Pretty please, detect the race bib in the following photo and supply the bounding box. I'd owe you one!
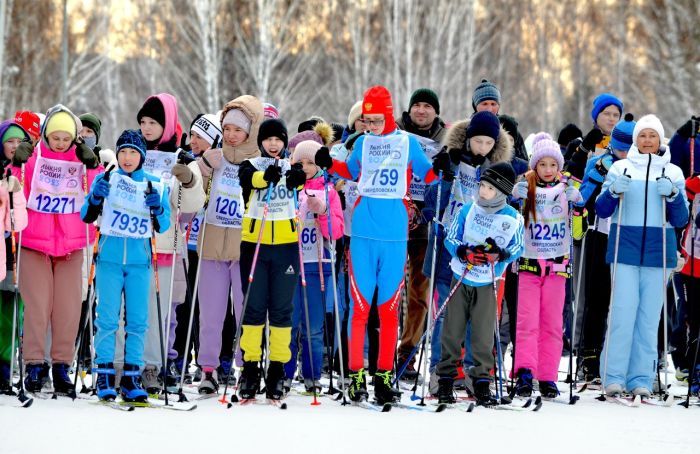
[27,156,85,214]
[100,174,163,239]
[685,197,700,254]
[358,133,409,199]
[407,134,441,202]
[441,163,479,229]
[450,204,519,284]
[247,179,295,220]
[343,181,360,236]
[523,185,570,259]
[205,161,244,228]
[186,210,204,250]
[143,150,177,187]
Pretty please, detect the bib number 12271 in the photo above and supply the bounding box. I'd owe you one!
[34,194,76,214]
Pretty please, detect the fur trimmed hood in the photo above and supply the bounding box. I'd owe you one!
[443,118,513,164]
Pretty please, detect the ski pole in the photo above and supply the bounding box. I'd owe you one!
[163,181,182,394]
[5,167,32,407]
[563,175,580,405]
[490,263,506,402]
[82,164,96,389]
[315,208,336,394]
[599,168,627,400]
[222,159,277,405]
[660,168,670,400]
[293,188,320,405]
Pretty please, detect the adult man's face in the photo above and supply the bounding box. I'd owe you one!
[475,100,499,115]
[409,102,437,129]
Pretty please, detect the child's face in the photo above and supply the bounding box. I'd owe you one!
[3,138,22,160]
[189,131,210,155]
[139,116,164,143]
[364,114,385,135]
[262,136,284,157]
[48,131,73,152]
[479,181,498,200]
[80,127,96,138]
[223,124,248,147]
[595,105,621,136]
[118,147,142,173]
[469,135,496,157]
[300,158,318,179]
[612,148,628,160]
[536,157,559,183]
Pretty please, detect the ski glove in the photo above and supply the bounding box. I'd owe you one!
[314,146,333,170]
[512,180,529,200]
[485,237,510,263]
[13,140,33,166]
[2,175,22,193]
[448,147,462,165]
[676,116,700,139]
[285,164,307,190]
[656,175,677,198]
[565,150,588,181]
[74,139,100,169]
[564,185,583,203]
[145,188,162,210]
[90,177,111,204]
[263,164,282,185]
[432,152,451,175]
[171,163,195,188]
[306,193,327,215]
[580,128,604,153]
[456,245,488,266]
[200,148,223,172]
[610,173,631,196]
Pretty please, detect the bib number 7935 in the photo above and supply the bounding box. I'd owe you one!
[110,210,149,235]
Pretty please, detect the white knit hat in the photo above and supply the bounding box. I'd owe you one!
[633,114,664,145]
[190,113,222,145]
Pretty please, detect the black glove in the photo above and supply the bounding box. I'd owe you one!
[484,237,510,262]
[432,152,451,175]
[13,140,34,166]
[74,139,99,169]
[564,150,588,181]
[456,245,488,266]
[315,146,333,170]
[179,133,191,152]
[580,128,604,153]
[263,164,282,184]
[676,116,700,139]
[448,147,462,165]
[285,163,306,190]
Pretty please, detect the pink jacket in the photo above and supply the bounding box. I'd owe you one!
[299,174,344,240]
[0,187,28,281]
[12,140,101,257]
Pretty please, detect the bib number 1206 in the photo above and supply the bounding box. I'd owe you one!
[34,194,75,214]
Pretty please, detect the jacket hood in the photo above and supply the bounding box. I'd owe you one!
[626,143,671,171]
[443,118,512,164]
[41,104,81,146]
[220,95,264,164]
[142,93,179,147]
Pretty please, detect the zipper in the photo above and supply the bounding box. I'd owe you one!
[639,156,652,265]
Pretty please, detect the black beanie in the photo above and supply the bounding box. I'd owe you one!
[258,118,288,150]
[408,88,440,114]
[480,162,516,196]
[137,97,166,128]
[557,123,582,148]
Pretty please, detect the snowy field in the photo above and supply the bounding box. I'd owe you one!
[0,358,696,454]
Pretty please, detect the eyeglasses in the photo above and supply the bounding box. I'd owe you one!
[361,118,385,126]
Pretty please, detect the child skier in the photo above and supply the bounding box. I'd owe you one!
[82,130,170,402]
[682,174,700,394]
[237,118,307,401]
[11,105,101,395]
[284,140,343,393]
[436,162,524,405]
[595,114,687,397]
[510,133,582,398]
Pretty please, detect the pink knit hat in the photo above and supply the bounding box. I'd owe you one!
[291,140,322,165]
[529,132,564,170]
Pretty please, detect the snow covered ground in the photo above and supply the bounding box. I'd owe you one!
[0,359,696,454]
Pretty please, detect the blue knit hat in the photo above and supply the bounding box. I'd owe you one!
[609,113,636,152]
[466,111,501,141]
[590,93,623,124]
[472,79,501,111]
[116,129,147,163]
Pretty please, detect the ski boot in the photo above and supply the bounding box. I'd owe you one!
[473,378,498,406]
[538,380,560,399]
[217,357,237,386]
[437,377,456,404]
[24,363,43,393]
[304,378,322,394]
[141,365,162,395]
[283,378,292,394]
[198,368,219,395]
[40,362,52,390]
[0,361,10,393]
[604,383,623,397]
[51,363,74,396]
[120,364,148,402]
[348,368,369,402]
[164,359,181,393]
[398,354,419,382]
[238,361,260,400]
[94,363,117,401]
[514,368,533,397]
[265,361,286,400]
[675,367,689,383]
[373,369,402,405]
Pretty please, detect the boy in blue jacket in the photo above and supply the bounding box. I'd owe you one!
[81,130,171,402]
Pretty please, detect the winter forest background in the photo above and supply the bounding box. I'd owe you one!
[0,0,699,146]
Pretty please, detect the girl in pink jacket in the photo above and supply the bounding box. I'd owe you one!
[283,140,343,393]
[12,105,101,396]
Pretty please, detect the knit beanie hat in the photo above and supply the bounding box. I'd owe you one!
[263,103,280,119]
[590,93,623,124]
[14,111,41,138]
[633,114,665,146]
[466,111,501,141]
[408,88,440,114]
[557,123,582,148]
[291,140,322,165]
[331,123,344,143]
[222,108,251,134]
[257,118,288,150]
[2,125,27,144]
[289,122,334,150]
[298,116,325,133]
[362,85,396,134]
[45,111,77,140]
[79,113,102,143]
[472,79,501,110]
[137,96,166,127]
[529,132,564,170]
[347,101,363,127]
[480,162,516,196]
[609,114,636,152]
[190,113,223,145]
[116,129,147,165]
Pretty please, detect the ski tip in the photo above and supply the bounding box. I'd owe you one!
[466,402,476,412]
[521,398,532,408]
[226,402,234,409]
[533,396,543,411]
[21,397,34,408]
[381,403,392,412]
[569,395,580,405]
[435,403,447,413]
[280,402,288,410]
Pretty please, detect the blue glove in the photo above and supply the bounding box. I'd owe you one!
[610,173,631,196]
[656,176,676,198]
[512,181,528,199]
[90,178,110,205]
[145,189,162,210]
[590,155,612,184]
